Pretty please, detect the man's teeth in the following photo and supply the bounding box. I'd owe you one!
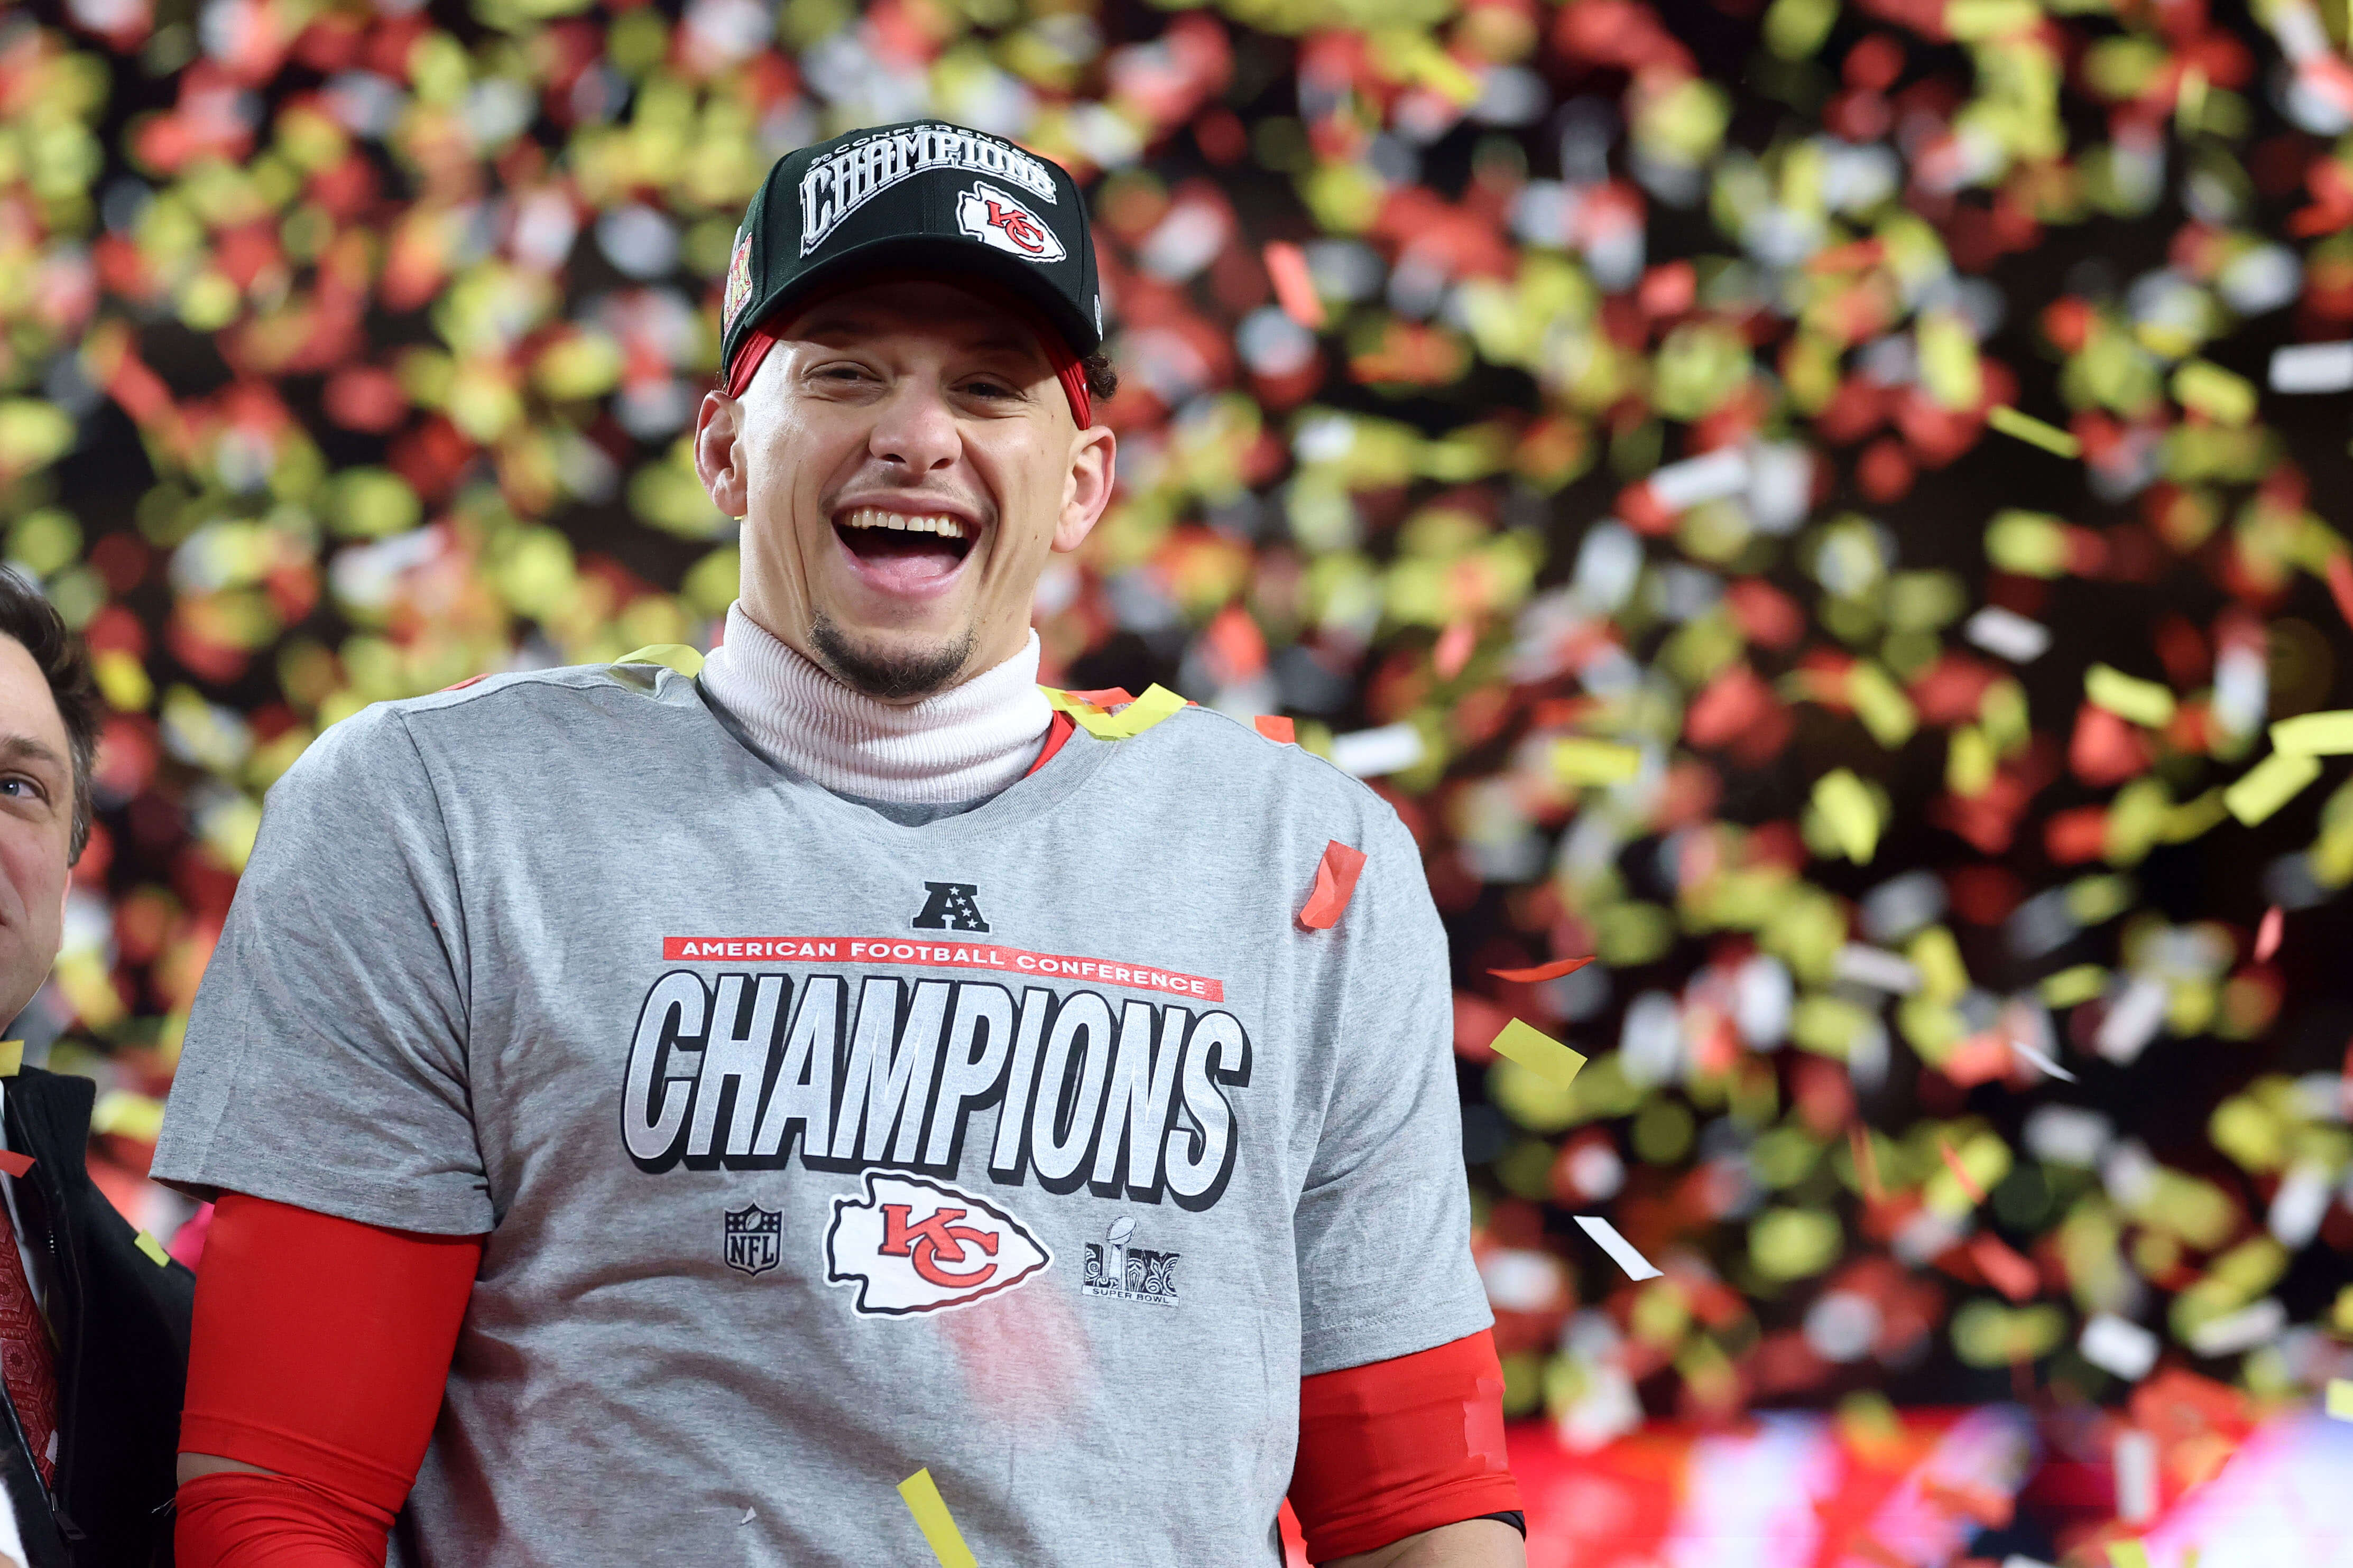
[837,508,971,540]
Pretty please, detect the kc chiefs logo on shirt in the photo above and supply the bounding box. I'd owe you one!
[956,181,1066,263]
[826,1171,1050,1315]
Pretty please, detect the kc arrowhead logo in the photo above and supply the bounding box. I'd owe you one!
[956,181,1066,263]
[825,1172,1051,1316]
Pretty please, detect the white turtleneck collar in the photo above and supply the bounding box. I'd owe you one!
[698,604,1053,806]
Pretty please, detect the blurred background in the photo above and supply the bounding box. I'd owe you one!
[5,0,2353,1558]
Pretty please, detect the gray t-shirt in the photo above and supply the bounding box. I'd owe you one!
[154,663,1489,1566]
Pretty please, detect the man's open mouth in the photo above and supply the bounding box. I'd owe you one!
[832,506,977,588]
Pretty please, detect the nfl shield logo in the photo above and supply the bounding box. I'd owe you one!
[724,1203,782,1277]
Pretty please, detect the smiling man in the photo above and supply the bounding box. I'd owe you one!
[159,123,1522,1566]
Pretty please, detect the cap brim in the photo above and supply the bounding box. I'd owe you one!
[745,234,1100,362]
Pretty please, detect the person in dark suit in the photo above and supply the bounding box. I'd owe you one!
[0,568,192,1566]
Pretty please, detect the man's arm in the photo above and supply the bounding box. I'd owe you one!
[174,1193,482,1566]
[1326,1518,1527,1567]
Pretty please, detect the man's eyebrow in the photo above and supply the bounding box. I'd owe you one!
[796,315,1047,364]
[0,735,67,774]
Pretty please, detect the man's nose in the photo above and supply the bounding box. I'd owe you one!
[868,382,961,475]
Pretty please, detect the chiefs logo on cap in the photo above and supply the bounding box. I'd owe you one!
[956,181,1067,264]
[825,1171,1051,1316]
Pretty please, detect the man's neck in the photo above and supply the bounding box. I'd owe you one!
[698,604,1053,805]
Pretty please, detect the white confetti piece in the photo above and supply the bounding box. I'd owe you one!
[1573,1215,1663,1281]
[2080,1313,2159,1381]
[2003,1556,2058,1568]
[1833,942,1923,995]
[2269,1161,2332,1248]
[2094,976,2167,1064]
[2269,340,2353,393]
[2115,1428,2158,1524]
[1326,722,1425,778]
[1646,447,1750,511]
[2008,1033,2077,1083]
[1964,605,2051,663]
[2186,1296,2285,1357]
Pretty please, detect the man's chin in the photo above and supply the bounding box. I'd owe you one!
[809,615,975,703]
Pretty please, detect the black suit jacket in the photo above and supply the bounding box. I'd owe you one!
[0,1067,195,1567]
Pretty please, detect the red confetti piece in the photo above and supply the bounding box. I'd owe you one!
[1296,839,1367,930]
[1937,1138,1989,1207]
[2256,905,2284,963]
[1487,957,1598,982]
[1850,1124,1884,1204]
[1253,715,1295,744]
[0,1151,33,1179]
[2327,555,2353,632]
[1968,1233,2038,1303]
[1262,242,1325,329]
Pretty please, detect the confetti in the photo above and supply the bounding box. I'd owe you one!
[2328,1379,2353,1420]
[1252,715,1295,744]
[2084,665,2176,729]
[1551,738,1643,786]
[133,1230,171,1267]
[1487,1018,1588,1087]
[0,1042,21,1079]
[2079,1315,2160,1381]
[1964,607,2051,664]
[2268,341,2353,393]
[2225,751,2324,825]
[2109,1543,2152,1568]
[0,1152,31,1179]
[1987,406,2082,459]
[1261,242,1325,330]
[2255,905,2284,963]
[2114,1431,2158,1525]
[1487,957,1597,982]
[1936,1138,1990,1207]
[1573,1216,1663,1281]
[1296,840,1367,931]
[897,1470,977,1568]
[2268,710,2353,756]
[2008,1034,2077,1083]
[1327,722,1425,778]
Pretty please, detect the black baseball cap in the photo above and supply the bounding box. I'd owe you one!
[719,121,1103,387]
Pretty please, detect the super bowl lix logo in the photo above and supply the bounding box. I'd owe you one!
[1082,1215,1178,1306]
[826,1171,1050,1316]
[956,182,1066,263]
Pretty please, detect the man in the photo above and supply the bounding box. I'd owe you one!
[160,122,1524,1565]
[0,568,194,1566]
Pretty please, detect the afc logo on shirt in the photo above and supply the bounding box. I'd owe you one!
[911,882,989,933]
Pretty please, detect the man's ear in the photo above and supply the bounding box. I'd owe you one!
[694,390,749,519]
[1051,425,1116,553]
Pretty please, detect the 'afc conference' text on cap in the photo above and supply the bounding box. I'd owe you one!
[798,124,1059,256]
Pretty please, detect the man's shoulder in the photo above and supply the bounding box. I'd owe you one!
[279,662,715,797]
[1114,703,1414,847]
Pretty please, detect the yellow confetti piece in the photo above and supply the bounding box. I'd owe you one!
[1057,683,1187,740]
[1552,737,1643,785]
[2323,1378,2353,1418]
[91,1089,167,1143]
[898,1469,977,1568]
[134,1230,170,1267]
[1488,1018,1587,1088]
[2110,1543,2151,1568]
[0,1041,22,1079]
[2225,750,2324,826]
[1988,405,2082,458]
[613,644,705,678]
[1811,768,1880,863]
[2269,710,2353,756]
[2085,664,2176,728]
[2040,964,2109,1007]
[2173,359,2257,425]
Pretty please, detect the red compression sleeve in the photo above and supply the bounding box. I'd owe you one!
[176,1193,485,1567]
[1289,1330,1523,1564]
[174,1472,391,1567]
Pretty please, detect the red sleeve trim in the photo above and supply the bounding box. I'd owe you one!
[1289,1330,1523,1564]
[176,1471,389,1568]
[181,1194,485,1518]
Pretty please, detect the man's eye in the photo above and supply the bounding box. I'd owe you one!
[964,380,1014,399]
[0,778,32,800]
